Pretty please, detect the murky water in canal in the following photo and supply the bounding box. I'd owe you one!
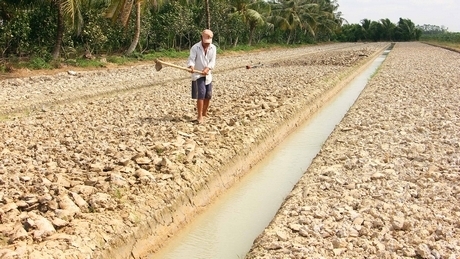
[147,48,391,259]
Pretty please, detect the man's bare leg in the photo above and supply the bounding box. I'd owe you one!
[202,99,210,117]
[197,99,204,123]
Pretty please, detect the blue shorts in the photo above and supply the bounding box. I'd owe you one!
[191,77,212,100]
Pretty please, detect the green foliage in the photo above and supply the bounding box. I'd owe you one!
[151,49,189,59]
[337,17,422,42]
[227,44,259,52]
[27,57,52,70]
[102,23,131,54]
[73,58,106,68]
[0,11,31,57]
[126,52,144,60]
[417,24,448,34]
[106,56,130,65]
[80,13,109,54]
[150,1,197,51]
[1,0,447,72]
[420,31,460,43]
[28,4,56,55]
[394,18,420,41]
[336,24,362,42]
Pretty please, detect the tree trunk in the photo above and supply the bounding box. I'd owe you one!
[126,0,141,55]
[233,36,239,47]
[119,0,134,27]
[52,0,64,60]
[286,31,292,44]
[248,26,255,46]
[205,0,211,29]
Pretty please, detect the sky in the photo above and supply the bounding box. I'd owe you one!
[337,0,460,32]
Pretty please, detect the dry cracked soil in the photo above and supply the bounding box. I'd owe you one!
[0,42,458,259]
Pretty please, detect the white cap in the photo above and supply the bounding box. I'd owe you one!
[201,29,213,43]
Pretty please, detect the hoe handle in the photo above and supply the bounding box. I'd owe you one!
[156,59,205,74]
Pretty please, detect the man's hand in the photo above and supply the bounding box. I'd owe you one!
[189,66,194,73]
[202,67,210,75]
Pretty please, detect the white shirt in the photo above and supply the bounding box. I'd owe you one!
[187,41,216,85]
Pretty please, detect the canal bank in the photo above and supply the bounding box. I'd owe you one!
[0,43,388,258]
[246,42,460,259]
[147,44,392,259]
[124,43,389,258]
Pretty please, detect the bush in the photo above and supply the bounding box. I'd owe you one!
[28,57,52,70]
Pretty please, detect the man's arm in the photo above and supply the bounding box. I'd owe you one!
[207,46,217,70]
[187,45,197,69]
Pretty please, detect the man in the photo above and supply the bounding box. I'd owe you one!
[187,29,216,124]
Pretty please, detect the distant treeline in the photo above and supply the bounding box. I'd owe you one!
[0,0,452,62]
[417,24,460,43]
[338,18,422,42]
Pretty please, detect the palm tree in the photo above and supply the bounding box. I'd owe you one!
[4,0,85,60]
[329,0,345,26]
[105,0,163,55]
[204,0,210,29]
[269,0,318,44]
[396,18,419,41]
[313,0,343,41]
[380,18,395,41]
[127,0,140,54]
[360,18,371,41]
[306,0,336,40]
[228,0,271,45]
[368,20,383,41]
